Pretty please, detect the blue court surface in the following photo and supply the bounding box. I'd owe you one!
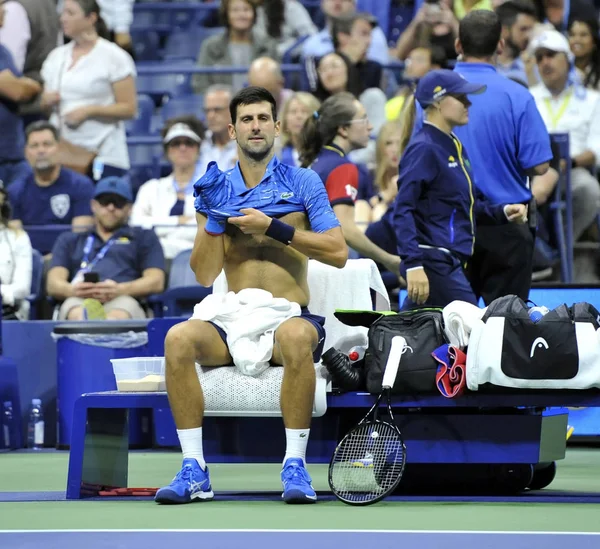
[1,530,599,549]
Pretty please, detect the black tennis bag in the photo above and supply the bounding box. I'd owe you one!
[335,309,447,395]
[466,295,600,391]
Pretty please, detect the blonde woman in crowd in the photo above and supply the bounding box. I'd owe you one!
[368,121,402,223]
[278,92,321,166]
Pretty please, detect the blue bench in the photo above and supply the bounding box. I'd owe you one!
[65,387,600,499]
[65,287,600,499]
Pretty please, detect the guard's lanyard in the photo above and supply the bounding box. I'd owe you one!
[544,89,573,130]
[79,235,116,272]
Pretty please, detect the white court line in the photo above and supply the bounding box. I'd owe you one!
[0,530,599,535]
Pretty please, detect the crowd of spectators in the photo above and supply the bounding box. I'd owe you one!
[1,0,600,320]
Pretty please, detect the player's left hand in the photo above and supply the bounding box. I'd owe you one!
[227,208,271,234]
[504,203,528,224]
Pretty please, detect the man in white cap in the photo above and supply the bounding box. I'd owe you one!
[530,29,600,241]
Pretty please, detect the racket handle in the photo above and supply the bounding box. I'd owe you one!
[381,336,406,389]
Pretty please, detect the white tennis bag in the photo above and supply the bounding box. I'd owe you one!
[466,295,600,391]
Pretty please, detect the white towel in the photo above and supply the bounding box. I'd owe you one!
[213,258,390,353]
[306,258,390,353]
[443,300,486,349]
[190,288,301,376]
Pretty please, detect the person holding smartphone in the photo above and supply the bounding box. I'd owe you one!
[394,69,527,309]
[46,176,166,320]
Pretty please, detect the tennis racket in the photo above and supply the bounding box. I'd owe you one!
[328,335,407,506]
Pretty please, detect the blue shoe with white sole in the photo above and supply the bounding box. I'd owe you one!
[155,458,214,504]
[281,458,317,504]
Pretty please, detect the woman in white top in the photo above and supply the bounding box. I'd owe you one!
[131,117,205,261]
[0,183,32,320]
[40,0,137,181]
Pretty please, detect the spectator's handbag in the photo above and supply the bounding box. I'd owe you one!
[56,139,97,175]
[334,309,448,394]
[466,295,600,391]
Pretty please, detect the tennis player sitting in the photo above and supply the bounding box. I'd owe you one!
[155,87,348,505]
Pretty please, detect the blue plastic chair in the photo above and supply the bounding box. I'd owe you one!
[161,94,205,122]
[152,249,212,317]
[131,30,161,62]
[125,94,155,136]
[24,225,72,256]
[163,28,225,61]
[27,249,44,320]
[549,133,574,283]
[136,72,193,103]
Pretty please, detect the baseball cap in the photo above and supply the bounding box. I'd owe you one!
[94,176,133,203]
[415,69,486,108]
[530,30,574,62]
[163,122,202,144]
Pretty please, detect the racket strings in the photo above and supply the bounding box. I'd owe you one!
[330,421,405,504]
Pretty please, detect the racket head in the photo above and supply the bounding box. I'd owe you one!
[328,409,406,505]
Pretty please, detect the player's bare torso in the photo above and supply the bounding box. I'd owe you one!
[223,211,311,306]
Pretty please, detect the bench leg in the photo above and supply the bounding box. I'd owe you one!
[66,402,129,499]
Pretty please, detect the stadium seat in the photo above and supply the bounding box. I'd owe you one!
[163,27,225,61]
[24,225,72,256]
[128,141,163,168]
[155,248,212,317]
[136,72,193,103]
[130,29,161,61]
[125,94,155,136]
[127,141,163,195]
[161,94,205,122]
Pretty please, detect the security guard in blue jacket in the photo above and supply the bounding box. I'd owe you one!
[394,70,528,310]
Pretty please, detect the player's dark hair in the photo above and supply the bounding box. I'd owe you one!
[298,92,357,168]
[459,10,502,58]
[229,86,278,123]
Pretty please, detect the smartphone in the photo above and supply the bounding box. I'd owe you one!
[83,272,99,283]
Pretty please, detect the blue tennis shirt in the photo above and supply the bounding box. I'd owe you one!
[194,156,340,234]
[412,64,553,205]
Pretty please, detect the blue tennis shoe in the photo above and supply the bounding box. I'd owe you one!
[281,458,317,504]
[155,458,214,504]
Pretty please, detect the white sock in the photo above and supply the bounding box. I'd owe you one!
[177,427,206,470]
[283,428,310,466]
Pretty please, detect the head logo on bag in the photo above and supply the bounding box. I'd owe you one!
[530,337,549,358]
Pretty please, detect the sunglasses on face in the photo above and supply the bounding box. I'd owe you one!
[96,194,128,209]
[535,50,558,63]
[168,139,198,148]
